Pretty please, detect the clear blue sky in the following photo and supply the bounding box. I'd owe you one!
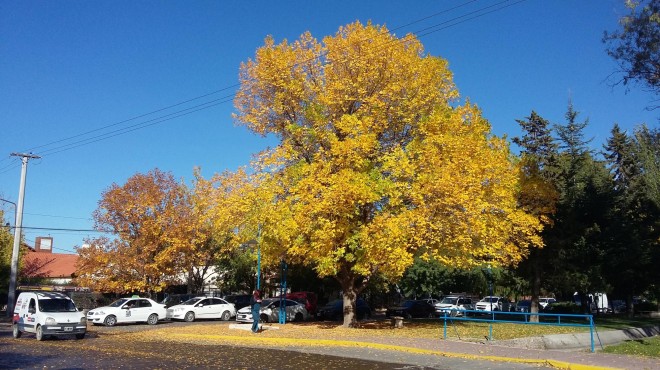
[1,0,657,254]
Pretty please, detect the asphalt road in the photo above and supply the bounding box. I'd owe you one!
[0,321,551,370]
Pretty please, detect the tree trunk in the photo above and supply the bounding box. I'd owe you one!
[337,273,358,328]
[187,267,194,294]
[530,252,541,323]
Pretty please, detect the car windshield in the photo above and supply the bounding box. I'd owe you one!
[440,297,459,304]
[181,298,203,305]
[481,297,498,303]
[108,298,130,307]
[402,300,416,307]
[38,298,77,312]
[261,299,277,307]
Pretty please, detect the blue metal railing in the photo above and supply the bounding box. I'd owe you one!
[440,309,598,352]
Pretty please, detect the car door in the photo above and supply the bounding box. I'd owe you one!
[285,299,303,321]
[195,298,214,319]
[21,297,38,334]
[118,300,137,323]
[130,299,152,322]
[208,298,226,319]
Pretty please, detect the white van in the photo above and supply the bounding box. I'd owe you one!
[12,291,87,340]
[573,292,611,314]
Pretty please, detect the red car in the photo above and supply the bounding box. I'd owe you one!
[277,292,318,316]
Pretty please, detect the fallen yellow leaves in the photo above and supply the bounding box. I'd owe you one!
[117,319,587,346]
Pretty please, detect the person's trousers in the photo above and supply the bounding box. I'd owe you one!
[251,305,261,332]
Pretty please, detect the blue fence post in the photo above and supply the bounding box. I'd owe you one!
[589,314,594,353]
[443,312,447,339]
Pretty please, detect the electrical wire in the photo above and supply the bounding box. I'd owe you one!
[10,0,527,160]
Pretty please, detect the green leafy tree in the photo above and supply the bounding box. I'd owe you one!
[603,0,660,103]
[0,209,13,305]
[398,257,451,299]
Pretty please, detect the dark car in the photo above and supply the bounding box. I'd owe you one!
[386,300,435,319]
[515,300,531,313]
[223,294,252,310]
[317,298,371,321]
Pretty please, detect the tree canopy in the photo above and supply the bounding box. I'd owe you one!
[75,169,195,296]
[234,21,543,326]
[604,0,660,104]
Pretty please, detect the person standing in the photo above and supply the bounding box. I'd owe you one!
[251,289,262,333]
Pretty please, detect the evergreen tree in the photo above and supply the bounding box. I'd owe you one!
[513,111,560,320]
[603,124,660,313]
[545,104,612,312]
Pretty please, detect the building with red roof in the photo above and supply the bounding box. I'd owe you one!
[22,237,79,285]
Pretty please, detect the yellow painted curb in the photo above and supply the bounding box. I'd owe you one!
[167,333,622,370]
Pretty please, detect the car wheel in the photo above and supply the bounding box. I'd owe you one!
[75,333,85,340]
[221,311,231,321]
[36,325,45,341]
[450,309,458,317]
[184,311,195,322]
[259,314,269,323]
[147,314,159,325]
[104,315,117,327]
[12,324,21,339]
[294,312,303,322]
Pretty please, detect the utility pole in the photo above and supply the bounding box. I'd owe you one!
[6,152,40,317]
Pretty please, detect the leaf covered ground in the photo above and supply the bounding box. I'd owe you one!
[121,319,588,346]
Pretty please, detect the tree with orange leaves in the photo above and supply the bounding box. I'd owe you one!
[75,169,195,297]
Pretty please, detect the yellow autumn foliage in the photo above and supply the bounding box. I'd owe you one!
[234,22,543,325]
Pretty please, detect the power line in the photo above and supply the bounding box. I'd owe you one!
[14,0,527,160]
[12,226,112,233]
[22,212,93,220]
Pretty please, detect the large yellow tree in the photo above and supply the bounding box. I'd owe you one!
[234,22,543,326]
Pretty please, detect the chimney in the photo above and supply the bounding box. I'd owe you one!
[35,237,53,253]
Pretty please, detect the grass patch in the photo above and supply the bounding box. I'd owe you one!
[602,336,660,358]
[593,316,660,330]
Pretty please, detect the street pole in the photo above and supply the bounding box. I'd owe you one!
[256,225,261,290]
[6,152,40,317]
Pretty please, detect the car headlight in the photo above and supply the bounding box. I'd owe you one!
[174,307,185,312]
[45,317,57,325]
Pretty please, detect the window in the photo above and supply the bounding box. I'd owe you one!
[137,299,152,308]
[38,299,77,312]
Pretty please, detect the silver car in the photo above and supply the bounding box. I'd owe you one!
[236,298,310,323]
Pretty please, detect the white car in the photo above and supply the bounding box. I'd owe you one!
[13,291,87,341]
[236,298,310,323]
[167,297,236,322]
[539,297,557,309]
[434,296,474,317]
[475,296,510,312]
[87,297,167,326]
